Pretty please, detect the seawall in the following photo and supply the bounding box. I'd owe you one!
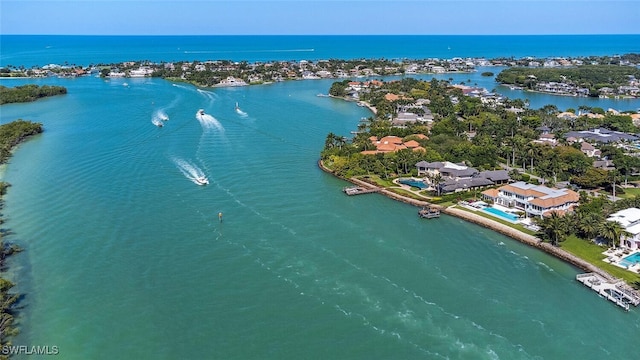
[318,159,618,283]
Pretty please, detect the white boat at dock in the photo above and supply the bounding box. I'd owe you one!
[342,185,380,196]
[418,206,440,219]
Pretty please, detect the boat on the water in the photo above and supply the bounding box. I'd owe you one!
[194,176,209,185]
[418,206,440,219]
[198,109,205,116]
[152,119,164,127]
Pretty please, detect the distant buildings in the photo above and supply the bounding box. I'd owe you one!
[564,128,639,144]
[361,135,427,154]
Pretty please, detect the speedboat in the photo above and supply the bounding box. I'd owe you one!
[194,176,209,185]
[198,109,205,116]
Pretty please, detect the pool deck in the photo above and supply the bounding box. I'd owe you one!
[602,249,640,272]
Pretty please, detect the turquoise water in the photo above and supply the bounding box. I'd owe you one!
[398,178,429,189]
[3,35,640,68]
[1,35,640,359]
[1,75,638,360]
[482,207,520,222]
[620,252,640,268]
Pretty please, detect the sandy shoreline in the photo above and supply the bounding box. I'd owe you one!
[318,160,620,283]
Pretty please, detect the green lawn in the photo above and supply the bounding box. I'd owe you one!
[618,187,640,199]
[358,175,395,188]
[388,188,429,200]
[560,235,640,286]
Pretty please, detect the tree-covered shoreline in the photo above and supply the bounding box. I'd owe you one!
[0,85,67,105]
[2,53,639,93]
[321,76,640,286]
[496,65,640,97]
[0,120,43,356]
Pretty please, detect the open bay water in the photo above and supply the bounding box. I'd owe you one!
[2,35,640,68]
[0,36,639,359]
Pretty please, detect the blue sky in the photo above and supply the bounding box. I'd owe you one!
[1,0,638,35]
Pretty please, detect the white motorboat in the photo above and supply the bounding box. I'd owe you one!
[194,176,209,185]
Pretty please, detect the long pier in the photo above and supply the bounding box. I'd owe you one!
[576,273,640,311]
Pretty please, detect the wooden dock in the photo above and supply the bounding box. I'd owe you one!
[342,186,380,196]
[576,273,640,311]
[418,206,440,219]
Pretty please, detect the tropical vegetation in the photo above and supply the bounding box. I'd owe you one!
[322,78,640,188]
[322,77,640,285]
[0,120,44,164]
[496,65,640,96]
[0,85,67,105]
[0,119,43,352]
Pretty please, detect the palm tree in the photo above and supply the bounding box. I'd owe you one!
[396,149,413,175]
[579,212,602,240]
[325,132,339,149]
[427,172,444,196]
[599,220,626,249]
[538,211,567,246]
[526,143,537,172]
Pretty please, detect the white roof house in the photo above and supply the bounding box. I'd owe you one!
[607,208,640,249]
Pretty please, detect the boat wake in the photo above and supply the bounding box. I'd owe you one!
[171,83,190,90]
[172,157,209,185]
[197,88,218,101]
[156,109,169,121]
[235,107,248,117]
[151,118,164,127]
[195,109,224,131]
[151,110,169,127]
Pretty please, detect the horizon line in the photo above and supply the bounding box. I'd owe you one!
[2,33,639,37]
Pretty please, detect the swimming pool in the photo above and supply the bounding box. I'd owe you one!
[482,206,520,222]
[620,252,640,268]
[398,178,429,189]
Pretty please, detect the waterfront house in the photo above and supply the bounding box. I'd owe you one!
[606,208,640,250]
[481,181,579,218]
[129,67,154,77]
[218,76,248,87]
[416,161,476,179]
[415,162,510,194]
[478,170,511,185]
[361,135,425,155]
